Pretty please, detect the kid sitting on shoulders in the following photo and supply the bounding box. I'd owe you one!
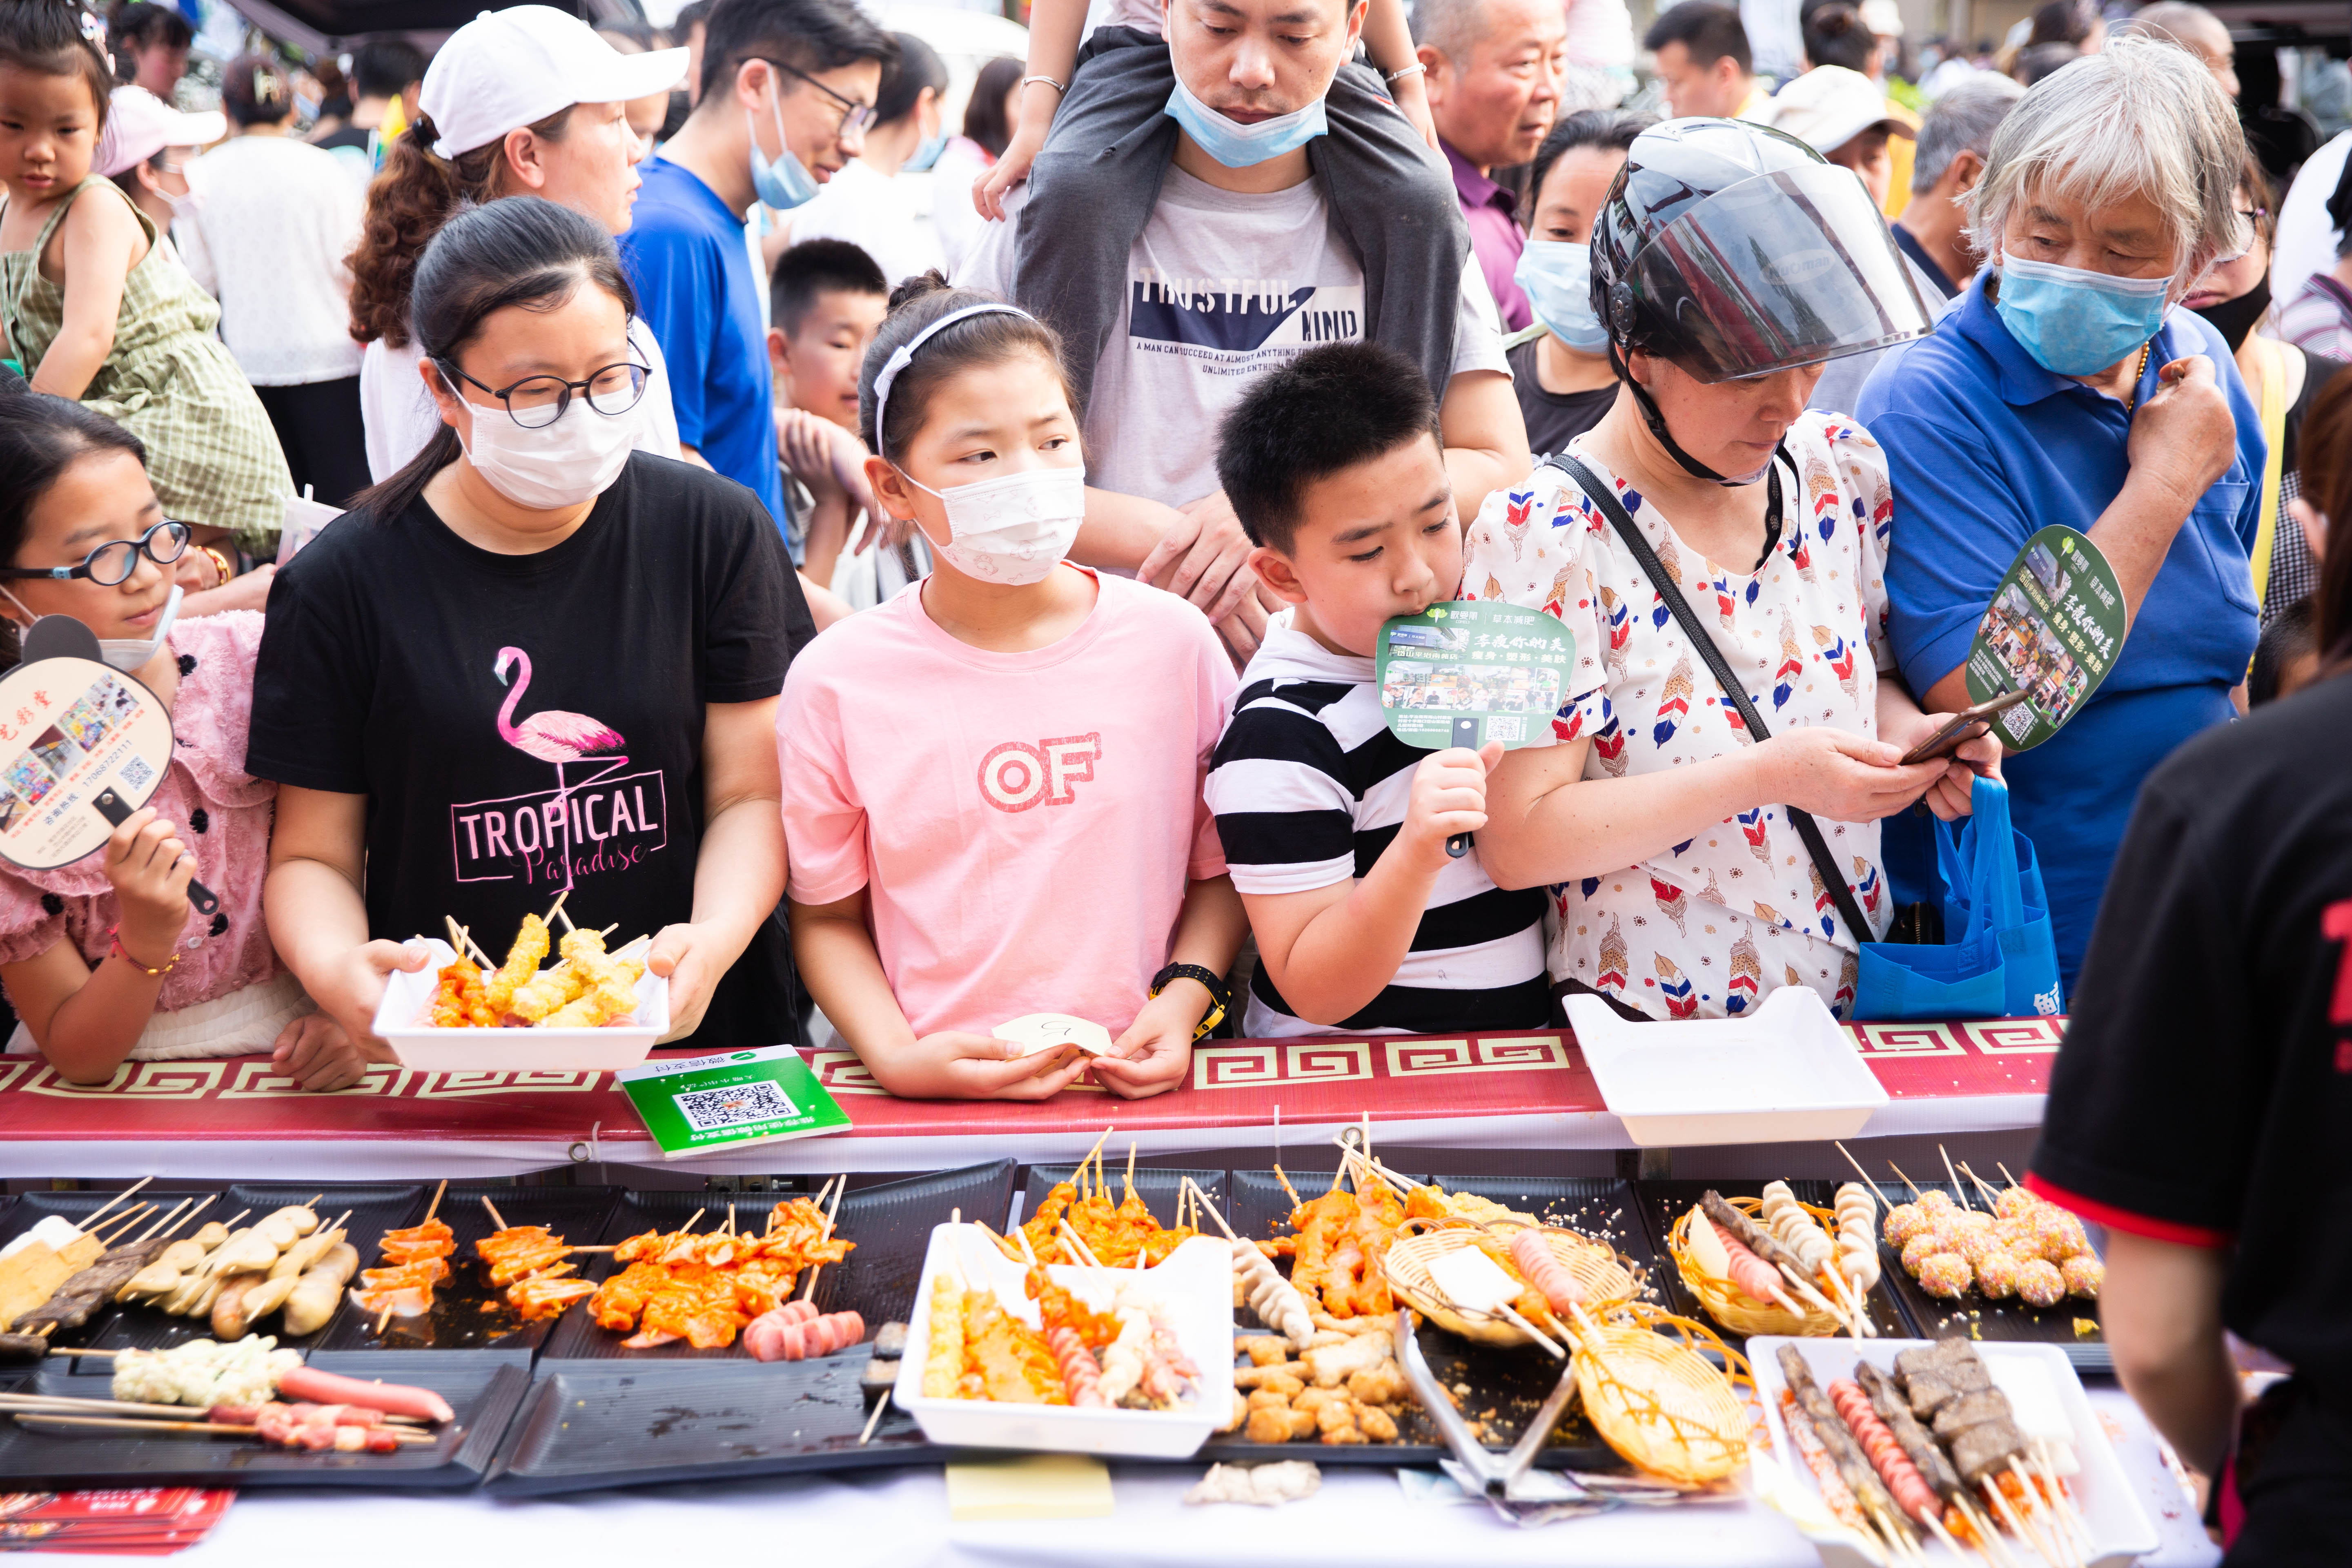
[1204,342,1549,1037]
[779,274,1246,1100]
[0,0,290,556]
[0,392,356,1085]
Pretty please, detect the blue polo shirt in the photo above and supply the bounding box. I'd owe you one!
[1858,270,2263,998]
[621,157,788,533]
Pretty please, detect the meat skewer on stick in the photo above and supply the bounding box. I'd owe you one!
[1776,1346,1915,1557]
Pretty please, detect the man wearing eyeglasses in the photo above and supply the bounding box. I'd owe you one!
[621,0,896,546]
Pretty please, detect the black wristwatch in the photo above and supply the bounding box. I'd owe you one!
[1149,962,1232,1040]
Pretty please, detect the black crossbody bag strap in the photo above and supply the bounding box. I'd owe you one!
[1545,453,1878,950]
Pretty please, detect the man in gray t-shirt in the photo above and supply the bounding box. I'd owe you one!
[958,0,1530,658]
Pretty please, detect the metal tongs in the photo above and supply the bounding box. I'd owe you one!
[1391,1308,1612,1522]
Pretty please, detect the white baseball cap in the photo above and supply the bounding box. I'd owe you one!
[419,5,688,159]
[96,86,225,178]
[1762,65,1915,156]
[1859,0,1905,38]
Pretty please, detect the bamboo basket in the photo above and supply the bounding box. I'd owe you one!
[1571,1306,1753,1488]
[1384,1218,1642,1349]
[1666,1195,1844,1338]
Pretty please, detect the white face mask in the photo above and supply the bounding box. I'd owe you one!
[0,582,180,673]
[458,392,641,510]
[100,582,182,671]
[902,466,1087,586]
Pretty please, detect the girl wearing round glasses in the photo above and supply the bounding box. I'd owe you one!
[0,391,361,1085]
[249,198,813,1062]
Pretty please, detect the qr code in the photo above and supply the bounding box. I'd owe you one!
[1999,702,2037,741]
[118,755,153,792]
[673,1080,797,1132]
[1485,716,1525,743]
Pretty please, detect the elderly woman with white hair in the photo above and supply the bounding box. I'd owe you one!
[1858,35,2261,1003]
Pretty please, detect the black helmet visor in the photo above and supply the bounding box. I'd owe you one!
[1624,165,1932,383]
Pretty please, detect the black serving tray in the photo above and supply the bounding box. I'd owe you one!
[486,1348,935,1494]
[1862,1181,2111,1373]
[1629,1180,1914,1350]
[321,1185,621,1354]
[0,1185,223,1349]
[538,1162,1016,1363]
[0,1349,528,1489]
[82,1185,429,1361]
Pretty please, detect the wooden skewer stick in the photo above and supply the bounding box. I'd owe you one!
[1184,1179,1241,1243]
[543,889,571,930]
[1959,1163,2005,1211]
[45,1347,123,1358]
[798,1177,848,1303]
[13,1412,435,1444]
[1833,1142,1886,1209]
[2009,1459,2078,1568]
[422,1179,448,1226]
[375,1305,396,1334]
[77,1176,155,1233]
[1951,1491,2021,1568]
[1076,1127,1115,1197]
[1997,1162,2022,1190]
[95,1206,155,1245]
[1272,1165,1303,1209]
[1913,1502,1970,1563]
[1011,1224,1040,1270]
[1937,1145,1968,1206]
[155,1194,216,1242]
[1490,1299,1566,1359]
[1981,1479,2054,1568]
[858,1390,892,1445]
[1886,1161,1924,1200]
[597,922,618,938]
[1057,1219,1103,1268]
[459,924,495,969]
[2033,1441,2094,1554]
[679,1207,706,1234]
[131,1197,192,1245]
[481,1196,509,1232]
[1125,1142,1137,1205]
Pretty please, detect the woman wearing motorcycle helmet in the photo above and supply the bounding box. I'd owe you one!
[1464,116,2000,1023]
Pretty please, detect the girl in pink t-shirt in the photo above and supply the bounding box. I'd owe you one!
[780,278,1245,1101]
[0,394,354,1086]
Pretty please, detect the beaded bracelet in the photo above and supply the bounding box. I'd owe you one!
[107,927,179,977]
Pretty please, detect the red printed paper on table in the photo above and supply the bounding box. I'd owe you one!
[0,1487,234,1553]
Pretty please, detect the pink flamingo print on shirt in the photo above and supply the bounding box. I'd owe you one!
[494,647,627,892]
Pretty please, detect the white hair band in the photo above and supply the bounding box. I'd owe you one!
[871,303,1037,460]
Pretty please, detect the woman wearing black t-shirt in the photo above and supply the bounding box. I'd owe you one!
[247,198,812,1068]
[2027,374,2352,1562]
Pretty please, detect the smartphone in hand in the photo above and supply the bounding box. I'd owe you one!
[1900,688,2031,766]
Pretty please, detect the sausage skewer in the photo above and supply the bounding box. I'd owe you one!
[1702,1191,1840,1319]
[1777,1346,1915,1554]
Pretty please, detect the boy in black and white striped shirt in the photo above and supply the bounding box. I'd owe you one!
[1204,343,1551,1038]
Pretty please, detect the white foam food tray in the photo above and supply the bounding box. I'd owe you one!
[893,1224,1233,1459]
[1750,1336,2158,1568]
[370,938,668,1071]
[1566,984,1887,1145]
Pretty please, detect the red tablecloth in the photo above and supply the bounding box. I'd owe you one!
[0,1019,2063,1179]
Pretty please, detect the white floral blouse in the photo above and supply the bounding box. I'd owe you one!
[1461,412,1898,1022]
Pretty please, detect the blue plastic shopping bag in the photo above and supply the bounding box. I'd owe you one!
[1855,779,2063,1020]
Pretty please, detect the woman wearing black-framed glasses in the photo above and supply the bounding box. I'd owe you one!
[251,198,815,1073]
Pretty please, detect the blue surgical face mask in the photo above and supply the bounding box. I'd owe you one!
[1164,71,1327,168]
[748,84,820,210]
[905,131,947,172]
[1515,240,1609,352]
[1993,250,2173,378]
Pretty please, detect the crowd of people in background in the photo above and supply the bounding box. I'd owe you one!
[2,0,2350,1545]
